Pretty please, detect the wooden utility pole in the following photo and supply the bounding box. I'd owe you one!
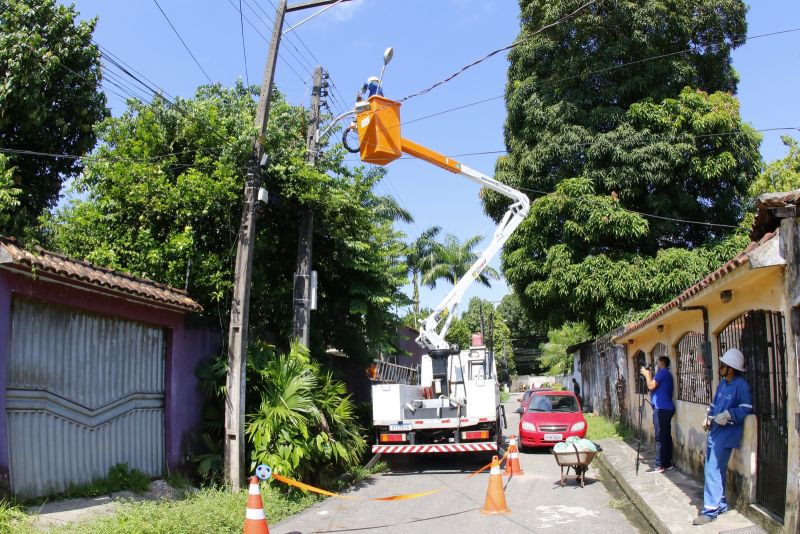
[292,66,325,346]
[224,0,352,489]
[224,0,286,490]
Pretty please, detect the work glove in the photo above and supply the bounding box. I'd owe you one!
[702,414,712,431]
[714,410,732,426]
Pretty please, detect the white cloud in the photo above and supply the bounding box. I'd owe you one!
[330,0,365,22]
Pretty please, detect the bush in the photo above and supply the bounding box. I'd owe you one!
[194,342,367,487]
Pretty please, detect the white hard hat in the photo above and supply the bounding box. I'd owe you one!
[720,348,745,372]
[367,76,380,83]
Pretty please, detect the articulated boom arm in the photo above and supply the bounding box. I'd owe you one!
[403,138,530,350]
[351,95,529,351]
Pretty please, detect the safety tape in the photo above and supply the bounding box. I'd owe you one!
[270,447,510,501]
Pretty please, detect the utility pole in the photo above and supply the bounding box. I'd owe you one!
[292,66,325,346]
[224,0,351,489]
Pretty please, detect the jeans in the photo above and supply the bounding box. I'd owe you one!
[703,445,733,515]
[653,408,674,468]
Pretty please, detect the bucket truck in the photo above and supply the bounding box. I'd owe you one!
[342,50,530,455]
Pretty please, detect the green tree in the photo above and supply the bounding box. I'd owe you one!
[0,0,107,237]
[444,297,516,379]
[196,342,366,485]
[539,322,590,376]
[487,1,760,334]
[0,156,21,231]
[404,226,442,317]
[46,83,408,363]
[749,136,800,196]
[423,233,499,289]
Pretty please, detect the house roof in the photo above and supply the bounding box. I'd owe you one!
[751,190,800,241]
[616,230,777,340]
[0,237,202,313]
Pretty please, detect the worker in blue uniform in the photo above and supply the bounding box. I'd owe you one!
[359,76,384,99]
[693,348,753,526]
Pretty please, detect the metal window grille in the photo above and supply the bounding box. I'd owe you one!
[651,342,668,365]
[633,350,647,394]
[675,332,710,404]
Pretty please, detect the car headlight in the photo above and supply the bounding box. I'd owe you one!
[571,421,586,432]
[522,421,536,432]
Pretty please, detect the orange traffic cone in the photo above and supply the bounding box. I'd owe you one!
[481,455,510,515]
[503,435,524,477]
[244,476,270,534]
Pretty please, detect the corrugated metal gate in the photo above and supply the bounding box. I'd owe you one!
[7,297,165,497]
[718,310,787,520]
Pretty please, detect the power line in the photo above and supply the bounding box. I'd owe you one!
[151,0,214,84]
[398,0,598,103]
[239,0,251,86]
[223,0,311,87]
[398,27,800,128]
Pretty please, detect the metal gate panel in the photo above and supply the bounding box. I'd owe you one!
[7,298,165,498]
[718,310,787,519]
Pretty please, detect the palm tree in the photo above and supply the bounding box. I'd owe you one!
[404,226,442,316]
[422,233,499,289]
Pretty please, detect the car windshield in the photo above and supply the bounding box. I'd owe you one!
[527,395,578,413]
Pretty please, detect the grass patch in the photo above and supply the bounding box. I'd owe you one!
[585,414,634,441]
[1,498,33,534]
[500,390,510,402]
[50,485,317,534]
[608,495,633,510]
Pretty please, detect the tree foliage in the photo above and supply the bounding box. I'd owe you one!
[487,0,760,334]
[0,0,107,237]
[45,83,408,363]
[749,136,800,196]
[404,226,442,317]
[539,322,591,376]
[422,233,499,289]
[445,297,516,379]
[196,342,365,485]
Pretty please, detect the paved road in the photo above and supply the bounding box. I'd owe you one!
[272,396,642,533]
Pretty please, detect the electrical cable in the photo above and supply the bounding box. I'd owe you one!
[239,0,251,86]
[398,0,598,103]
[151,0,214,84]
[224,0,312,87]
[398,27,800,129]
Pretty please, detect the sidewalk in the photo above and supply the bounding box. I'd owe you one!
[596,438,765,534]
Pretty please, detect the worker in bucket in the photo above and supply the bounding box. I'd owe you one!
[359,76,383,99]
[693,348,753,526]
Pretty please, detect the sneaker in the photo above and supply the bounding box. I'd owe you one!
[664,465,675,471]
[692,514,716,526]
[646,466,665,474]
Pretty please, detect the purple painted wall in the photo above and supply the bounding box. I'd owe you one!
[166,323,221,469]
[0,274,11,491]
[0,270,218,481]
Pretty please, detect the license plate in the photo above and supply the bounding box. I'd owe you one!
[543,433,563,441]
[390,424,412,431]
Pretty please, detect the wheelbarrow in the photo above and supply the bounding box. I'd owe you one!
[552,443,602,488]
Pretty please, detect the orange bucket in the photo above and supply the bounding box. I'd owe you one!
[356,96,402,165]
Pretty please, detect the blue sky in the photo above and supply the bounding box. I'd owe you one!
[67,0,800,313]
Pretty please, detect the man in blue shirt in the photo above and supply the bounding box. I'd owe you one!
[640,356,675,473]
[693,348,753,526]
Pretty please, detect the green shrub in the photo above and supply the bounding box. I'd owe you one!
[195,342,367,487]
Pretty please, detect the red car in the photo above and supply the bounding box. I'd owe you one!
[517,390,587,449]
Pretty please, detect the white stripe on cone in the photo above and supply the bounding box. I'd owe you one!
[246,508,266,520]
[248,484,261,495]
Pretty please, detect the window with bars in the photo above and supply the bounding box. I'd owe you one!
[651,343,668,365]
[633,350,648,394]
[675,331,710,404]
